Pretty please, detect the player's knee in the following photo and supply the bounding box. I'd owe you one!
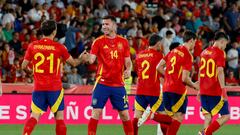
[119,112,130,121]
[92,109,102,119]
[222,114,230,121]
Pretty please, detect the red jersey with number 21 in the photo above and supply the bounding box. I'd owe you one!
[199,46,225,96]
[163,46,193,94]
[90,35,130,87]
[24,38,70,91]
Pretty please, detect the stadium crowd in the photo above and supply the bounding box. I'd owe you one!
[0,0,239,86]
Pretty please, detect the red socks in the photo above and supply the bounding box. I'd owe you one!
[166,119,181,135]
[122,120,134,135]
[23,117,37,135]
[205,120,220,135]
[153,113,173,124]
[56,120,67,135]
[88,118,99,135]
[132,118,139,135]
[160,123,169,135]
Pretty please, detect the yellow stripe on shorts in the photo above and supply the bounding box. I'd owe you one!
[211,97,224,116]
[172,89,187,113]
[151,91,163,113]
[31,101,44,114]
[134,100,145,111]
[51,88,64,113]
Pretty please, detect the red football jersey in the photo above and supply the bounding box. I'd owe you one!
[24,38,70,91]
[199,46,225,96]
[136,48,164,96]
[163,46,193,94]
[90,35,130,87]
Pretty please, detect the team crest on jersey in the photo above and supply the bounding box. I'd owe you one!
[118,43,123,50]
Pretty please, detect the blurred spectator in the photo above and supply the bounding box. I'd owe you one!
[3,22,14,42]
[67,67,84,85]
[124,0,137,10]
[0,24,6,42]
[127,20,138,37]
[223,2,240,32]
[226,70,239,86]
[227,42,239,79]
[117,19,128,37]
[2,8,15,27]
[94,3,108,19]
[158,20,176,38]
[133,30,148,54]
[152,7,165,30]
[86,71,96,85]
[172,28,185,44]
[162,30,174,55]
[27,3,43,22]
[9,32,22,55]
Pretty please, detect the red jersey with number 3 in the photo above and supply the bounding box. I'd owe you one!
[199,46,225,96]
[24,38,70,91]
[90,35,130,87]
[163,46,193,94]
[136,49,164,96]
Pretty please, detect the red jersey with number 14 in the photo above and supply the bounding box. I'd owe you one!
[199,46,226,96]
[163,46,193,94]
[90,35,130,87]
[136,49,164,96]
[24,38,70,91]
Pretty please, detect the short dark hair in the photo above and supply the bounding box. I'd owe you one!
[41,20,57,36]
[166,30,173,36]
[102,15,116,23]
[149,34,162,46]
[183,30,197,42]
[214,31,229,41]
[169,42,180,51]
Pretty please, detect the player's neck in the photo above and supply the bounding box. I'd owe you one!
[183,43,191,50]
[105,32,117,39]
[43,35,54,40]
[213,43,222,50]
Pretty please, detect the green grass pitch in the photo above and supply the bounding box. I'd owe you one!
[0,124,239,135]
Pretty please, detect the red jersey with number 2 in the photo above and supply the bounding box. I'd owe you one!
[90,35,130,87]
[163,46,193,94]
[24,38,70,91]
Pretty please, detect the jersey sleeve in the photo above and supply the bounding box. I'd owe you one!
[61,45,70,61]
[24,44,33,61]
[216,50,225,68]
[182,51,193,71]
[90,39,100,56]
[163,53,169,62]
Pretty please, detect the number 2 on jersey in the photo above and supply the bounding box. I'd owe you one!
[168,56,176,74]
[34,52,60,74]
[141,60,150,79]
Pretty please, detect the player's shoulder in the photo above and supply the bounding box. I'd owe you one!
[95,35,105,42]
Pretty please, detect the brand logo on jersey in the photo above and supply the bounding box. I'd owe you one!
[118,43,123,50]
[103,45,109,49]
[100,79,105,82]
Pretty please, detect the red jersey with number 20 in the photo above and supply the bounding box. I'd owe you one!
[163,46,193,94]
[199,46,226,96]
[90,35,130,87]
[24,38,70,91]
[136,49,163,96]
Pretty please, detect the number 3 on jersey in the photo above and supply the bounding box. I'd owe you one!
[141,60,150,79]
[168,56,176,74]
[34,52,60,74]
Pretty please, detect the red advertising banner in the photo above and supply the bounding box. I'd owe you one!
[0,95,240,124]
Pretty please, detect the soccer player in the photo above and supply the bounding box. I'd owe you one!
[156,30,199,135]
[198,32,230,135]
[132,34,166,135]
[84,15,134,135]
[21,20,86,135]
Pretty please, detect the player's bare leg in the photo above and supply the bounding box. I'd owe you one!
[119,110,134,135]
[88,108,102,135]
[166,112,183,135]
[54,111,67,135]
[22,112,41,135]
[133,110,144,135]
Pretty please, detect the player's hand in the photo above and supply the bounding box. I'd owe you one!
[79,50,89,63]
[124,69,131,79]
[193,81,199,90]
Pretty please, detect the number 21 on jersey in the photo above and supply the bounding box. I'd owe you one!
[34,52,60,74]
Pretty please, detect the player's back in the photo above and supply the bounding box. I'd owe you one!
[26,38,70,91]
[163,45,193,94]
[199,46,225,96]
[136,48,163,96]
